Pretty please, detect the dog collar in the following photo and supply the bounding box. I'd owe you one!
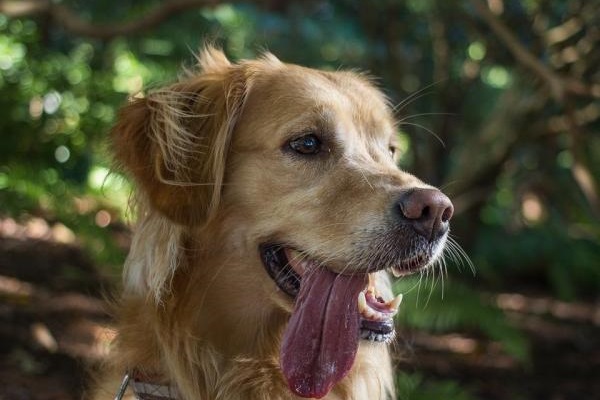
[114,371,180,400]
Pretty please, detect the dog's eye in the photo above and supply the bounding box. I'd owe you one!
[289,134,322,155]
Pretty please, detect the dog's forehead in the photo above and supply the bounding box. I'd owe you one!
[237,64,396,146]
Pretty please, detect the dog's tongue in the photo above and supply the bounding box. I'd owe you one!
[280,268,366,398]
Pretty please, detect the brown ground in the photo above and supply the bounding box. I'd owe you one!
[0,226,598,400]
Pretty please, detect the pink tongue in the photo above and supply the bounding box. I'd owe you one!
[280,268,366,398]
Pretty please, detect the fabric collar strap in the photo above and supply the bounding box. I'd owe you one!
[114,371,179,400]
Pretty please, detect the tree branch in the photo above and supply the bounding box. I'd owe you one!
[469,0,600,217]
[563,103,600,218]
[469,0,600,101]
[0,0,221,39]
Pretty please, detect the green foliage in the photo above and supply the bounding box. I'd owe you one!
[396,372,476,400]
[473,225,600,300]
[395,275,530,363]
[0,163,128,268]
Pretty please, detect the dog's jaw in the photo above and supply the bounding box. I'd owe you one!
[259,243,402,340]
[258,243,405,398]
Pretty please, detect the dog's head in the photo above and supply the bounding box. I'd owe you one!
[113,48,453,398]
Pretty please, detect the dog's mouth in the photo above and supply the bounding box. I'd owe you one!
[259,242,430,398]
[260,244,410,341]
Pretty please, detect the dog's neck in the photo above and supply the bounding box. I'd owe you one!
[115,282,395,399]
[112,216,395,399]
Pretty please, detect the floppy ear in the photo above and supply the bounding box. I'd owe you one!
[111,48,248,224]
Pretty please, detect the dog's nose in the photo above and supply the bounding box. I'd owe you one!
[397,188,454,241]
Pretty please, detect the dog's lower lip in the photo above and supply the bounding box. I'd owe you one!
[390,255,430,276]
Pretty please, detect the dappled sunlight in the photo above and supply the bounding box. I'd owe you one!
[0,217,76,244]
[0,274,34,298]
[521,192,545,224]
[95,210,112,228]
[496,292,600,326]
[30,322,58,353]
[57,319,115,361]
[0,268,113,391]
[399,329,519,371]
[412,333,477,355]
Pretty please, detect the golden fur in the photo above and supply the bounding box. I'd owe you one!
[92,47,444,400]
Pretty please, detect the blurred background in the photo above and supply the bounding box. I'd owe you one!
[0,0,598,399]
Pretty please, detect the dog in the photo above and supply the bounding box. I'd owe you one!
[93,47,453,400]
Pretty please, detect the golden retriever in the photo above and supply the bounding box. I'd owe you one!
[94,47,453,400]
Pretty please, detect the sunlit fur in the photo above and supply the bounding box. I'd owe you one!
[91,47,450,400]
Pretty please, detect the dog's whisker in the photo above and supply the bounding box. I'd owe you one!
[438,180,460,192]
[397,112,457,122]
[414,269,422,308]
[438,258,446,299]
[392,80,442,113]
[424,266,436,307]
[446,237,475,275]
[397,121,446,147]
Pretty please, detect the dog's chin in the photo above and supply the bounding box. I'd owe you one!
[259,241,439,343]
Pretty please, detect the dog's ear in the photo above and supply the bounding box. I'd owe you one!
[111,47,249,224]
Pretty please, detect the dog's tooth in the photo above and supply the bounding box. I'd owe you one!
[389,293,403,313]
[358,291,367,312]
[367,273,376,293]
[391,266,402,278]
[360,290,402,321]
[359,296,376,320]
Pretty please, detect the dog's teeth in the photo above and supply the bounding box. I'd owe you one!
[358,291,367,312]
[391,266,402,278]
[389,293,403,313]
[366,274,376,294]
[358,292,378,320]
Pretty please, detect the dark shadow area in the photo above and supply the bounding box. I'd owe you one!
[0,234,113,400]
